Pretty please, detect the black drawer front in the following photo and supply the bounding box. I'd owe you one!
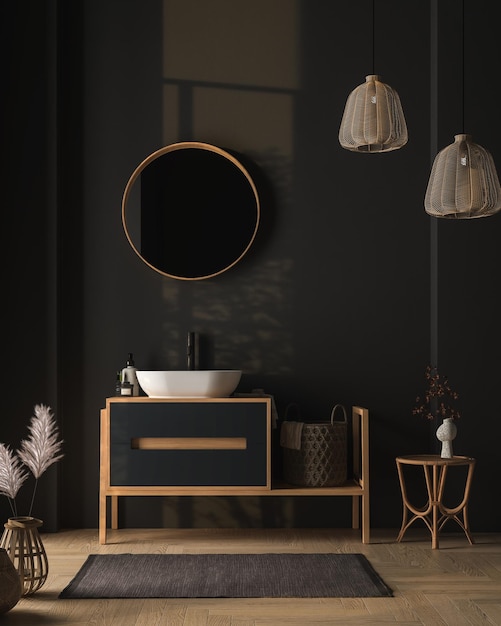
[109,402,268,486]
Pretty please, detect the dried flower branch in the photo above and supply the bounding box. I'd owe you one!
[413,365,460,421]
[0,404,64,517]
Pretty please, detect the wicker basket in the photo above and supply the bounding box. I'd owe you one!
[282,404,347,487]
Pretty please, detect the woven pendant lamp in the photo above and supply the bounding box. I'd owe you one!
[338,74,408,153]
[425,134,501,218]
[338,0,408,153]
[424,0,501,218]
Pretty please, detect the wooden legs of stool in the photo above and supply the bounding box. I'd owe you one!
[396,458,475,549]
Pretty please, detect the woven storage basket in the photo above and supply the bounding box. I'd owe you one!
[282,404,348,487]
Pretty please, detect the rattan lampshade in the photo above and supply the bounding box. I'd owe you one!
[425,134,501,219]
[338,74,408,153]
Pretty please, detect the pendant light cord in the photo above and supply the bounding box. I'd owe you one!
[462,0,465,133]
[372,0,375,75]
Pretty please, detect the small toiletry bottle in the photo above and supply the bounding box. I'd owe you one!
[121,353,139,396]
[115,371,122,396]
[120,372,133,396]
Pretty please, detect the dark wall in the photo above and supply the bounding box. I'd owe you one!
[2,0,59,528]
[3,0,501,534]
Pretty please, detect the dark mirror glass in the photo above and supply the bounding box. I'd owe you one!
[122,142,260,280]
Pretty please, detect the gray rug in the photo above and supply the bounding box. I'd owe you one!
[59,553,392,598]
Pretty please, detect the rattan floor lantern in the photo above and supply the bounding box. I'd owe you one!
[424,0,501,219]
[338,1,408,153]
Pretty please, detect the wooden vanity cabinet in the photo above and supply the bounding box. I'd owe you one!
[99,398,370,545]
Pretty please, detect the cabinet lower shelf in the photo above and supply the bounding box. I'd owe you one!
[102,479,365,497]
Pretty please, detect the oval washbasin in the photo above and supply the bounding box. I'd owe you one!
[136,370,242,398]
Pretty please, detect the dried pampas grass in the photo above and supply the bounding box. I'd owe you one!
[18,405,64,479]
[0,404,63,517]
[0,445,28,515]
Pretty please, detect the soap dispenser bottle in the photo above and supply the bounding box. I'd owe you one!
[121,353,139,396]
[115,370,122,396]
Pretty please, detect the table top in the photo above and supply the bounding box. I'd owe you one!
[396,454,475,466]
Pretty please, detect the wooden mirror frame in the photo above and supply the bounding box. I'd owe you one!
[121,142,261,280]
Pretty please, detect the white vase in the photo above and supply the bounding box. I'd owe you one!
[436,417,457,458]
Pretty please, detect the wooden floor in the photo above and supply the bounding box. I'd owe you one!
[3,527,501,625]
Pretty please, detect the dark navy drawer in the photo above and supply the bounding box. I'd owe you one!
[109,401,268,486]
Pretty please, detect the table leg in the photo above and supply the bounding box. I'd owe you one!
[437,461,475,545]
[430,464,443,549]
[396,460,409,542]
[396,460,438,547]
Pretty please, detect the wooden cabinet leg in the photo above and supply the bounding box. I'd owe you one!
[99,492,107,545]
[361,493,370,544]
[352,496,360,529]
[111,496,118,530]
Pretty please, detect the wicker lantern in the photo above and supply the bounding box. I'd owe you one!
[425,134,501,219]
[0,517,48,596]
[338,75,408,153]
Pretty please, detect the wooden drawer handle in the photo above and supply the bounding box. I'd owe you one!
[130,437,247,450]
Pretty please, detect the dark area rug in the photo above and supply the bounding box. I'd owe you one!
[59,553,392,598]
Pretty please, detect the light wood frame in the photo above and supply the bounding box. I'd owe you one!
[99,399,369,545]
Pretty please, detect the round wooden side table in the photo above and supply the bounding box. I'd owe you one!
[395,454,475,549]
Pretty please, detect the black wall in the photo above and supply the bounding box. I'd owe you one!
[2,0,501,533]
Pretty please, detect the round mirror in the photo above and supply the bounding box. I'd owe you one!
[122,142,260,280]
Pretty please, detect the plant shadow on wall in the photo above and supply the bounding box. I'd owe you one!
[228,147,283,258]
[160,259,295,375]
[413,365,461,458]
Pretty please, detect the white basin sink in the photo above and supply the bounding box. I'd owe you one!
[136,370,242,398]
